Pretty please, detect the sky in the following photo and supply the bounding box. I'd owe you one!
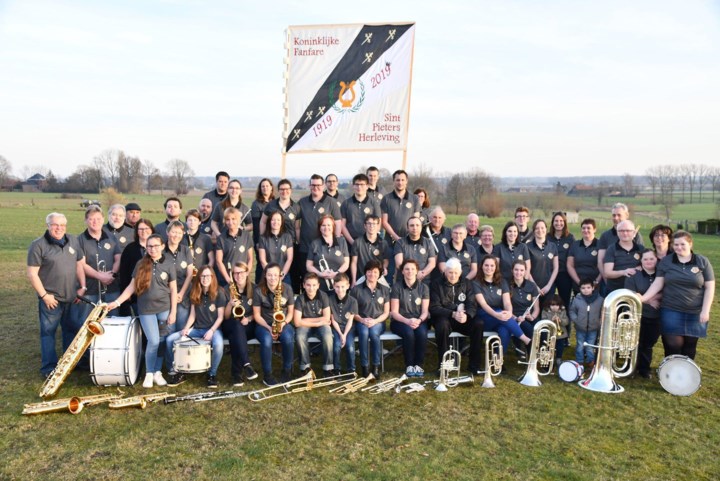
[1,0,719,180]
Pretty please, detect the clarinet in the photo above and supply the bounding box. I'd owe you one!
[163,390,252,404]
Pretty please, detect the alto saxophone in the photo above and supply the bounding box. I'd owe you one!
[271,282,285,336]
[229,282,245,319]
[22,393,121,415]
[39,301,108,398]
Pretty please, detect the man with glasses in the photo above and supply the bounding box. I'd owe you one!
[295,174,342,289]
[602,219,643,294]
[341,173,382,245]
[597,202,644,292]
[324,173,346,208]
[27,212,87,377]
[350,215,390,286]
[260,179,301,243]
[514,206,532,243]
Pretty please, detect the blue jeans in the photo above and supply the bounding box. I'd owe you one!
[254,324,295,374]
[138,310,173,373]
[355,321,385,367]
[296,325,333,371]
[38,300,78,376]
[175,303,190,332]
[575,330,598,364]
[165,328,224,376]
[390,320,428,368]
[333,326,356,371]
[478,310,525,352]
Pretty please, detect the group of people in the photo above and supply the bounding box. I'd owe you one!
[28,167,715,390]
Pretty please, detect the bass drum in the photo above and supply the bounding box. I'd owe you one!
[657,355,701,396]
[558,361,584,383]
[90,316,142,386]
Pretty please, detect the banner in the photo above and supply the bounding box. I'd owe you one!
[283,23,415,153]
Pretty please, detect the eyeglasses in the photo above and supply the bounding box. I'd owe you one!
[146,244,162,249]
[326,179,338,183]
[48,223,67,228]
[199,274,213,279]
[515,214,528,219]
[617,229,634,233]
[310,183,323,188]
[354,183,367,187]
[137,227,152,232]
[233,271,248,275]
[278,187,291,192]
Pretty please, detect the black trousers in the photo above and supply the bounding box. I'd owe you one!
[637,316,661,375]
[432,314,484,372]
[221,318,254,376]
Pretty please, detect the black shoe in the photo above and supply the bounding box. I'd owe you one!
[207,375,218,389]
[263,374,278,386]
[300,367,312,377]
[280,369,292,383]
[232,374,244,387]
[243,363,258,381]
[322,369,334,378]
[638,371,652,379]
[361,366,369,378]
[167,373,186,387]
[371,365,381,380]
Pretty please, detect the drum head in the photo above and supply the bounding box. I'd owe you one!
[658,356,701,396]
[558,361,583,383]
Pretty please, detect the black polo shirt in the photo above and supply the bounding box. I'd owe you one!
[509,279,540,317]
[598,226,644,250]
[438,240,478,279]
[351,235,391,274]
[257,232,294,267]
[380,190,421,239]
[604,241,642,293]
[341,195,382,240]
[78,229,121,296]
[294,290,330,319]
[215,230,253,271]
[492,242,530,281]
[393,236,436,273]
[253,283,294,324]
[132,255,177,315]
[263,199,302,244]
[202,188,228,210]
[297,194,342,253]
[27,232,84,303]
[391,279,429,319]
[165,244,194,307]
[657,253,715,313]
[211,201,251,231]
[549,233,575,273]
[527,240,559,288]
[103,222,135,252]
[624,269,659,319]
[568,238,600,285]
[193,290,228,330]
[350,282,390,319]
[329,292,358,329]
[182,231,214,271]
[473,279,509,311]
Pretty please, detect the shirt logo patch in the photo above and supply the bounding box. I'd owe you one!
[458,293,466,302]
[364,207,370,214]
[280,245,287,252]
[203,226,211,233]
[239,245,246,253]
[419,248,426,255]
[496,289,502,296]
[527,294,532,301]
[377,297,384,304]
[441,238,447,244]
[288,213,296,220]
[405,202,412,209]
[69,246,76,255]
[377,193,383,200]
[196,247,203,254]
[563,243,569,249]
[335,250,342,257]
[209,304,216,312]
[104,242,112,250]
[345,312,353,321]
[633,253,640,260]
[160,272,168,280]
[517,255,524,260]
[415,297,422,305]
[548,253,554,259]
[248,299,253,306]
[318,207,325,214]
[181,261,188,269]
[119,236,127,244]
[463,252,469,259]
[591,250,598,256]
[691,267,700,274]
[372,248,380,256]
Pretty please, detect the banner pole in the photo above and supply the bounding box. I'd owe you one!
[281,152,287,178]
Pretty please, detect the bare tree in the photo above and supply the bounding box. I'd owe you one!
[645,167,661,205]
[707,166,720,202]
[93,149,122,189]
[621,173,638,197]
[658,164,678,220]
[0,155,12,186]
[166,158,195,195]
[20,165,50,180]
[65,165,104,193]
[118,155,144,193]
[676,165,688,204]
[142,159,161,194]
[695,163,710,203]
[409,163,439,203]
[463,167,495,212]
[444,173,467,214]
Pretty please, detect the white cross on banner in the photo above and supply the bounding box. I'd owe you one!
[283,22,415,154]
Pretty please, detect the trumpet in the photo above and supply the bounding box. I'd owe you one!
[229,282,246,319]
[361,374,407,394]
[552,314,564,337]
[22,393,121,415]
[518,320,558,387]
[579,289,642,394]
[271,282,286,336]
[318,254,334,290]
[330,373,375,395]
[396,382,426,393]
[187,234,198,278]
[108,392,175,410]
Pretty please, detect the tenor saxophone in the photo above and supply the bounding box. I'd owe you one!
[271,282,285,336]
[39,301,108,398]
[22,393,121,415]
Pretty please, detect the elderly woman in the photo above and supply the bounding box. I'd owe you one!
[641,231,715,360]
[109,233,177,388]
[438,223,478,281]
[492,221,530,282]
[603,219,643,294]
[391,259,430,377]
[215,207,254,286]
[394,216,437,285]
[477,225,495,257]
[567,218,601,294]
[306,214,350,294]
[649,224,673,260]
[473,255,531,356]
[430,257,482,374]
[549,211,575,309]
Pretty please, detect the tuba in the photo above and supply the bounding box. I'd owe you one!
[39,300,108,398]
[229,282,245,319]
[477,334,503,388]
[22,393,120,415]
[271,282,286,336]
[518,320,558,387]
[579,289,642,393]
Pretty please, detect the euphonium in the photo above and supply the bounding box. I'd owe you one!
[579,289,642,394]
[436,349,461,392]
[271,282,286,336]
[39,301,108,398]
[229,282,246,319]
[477,334,503,388]
[22,393,121,415]
[108,392,175,410]
[318,254,334,290]
[518,320,557,387]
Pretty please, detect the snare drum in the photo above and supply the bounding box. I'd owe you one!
[657,355,702,396]
[173,338,211,373]
[90,316,142,386]
[558,361,584,383]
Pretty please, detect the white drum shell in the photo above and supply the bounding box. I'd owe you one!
[657,355,701,396]
[90,316,142,386]
[173,339,211,373]
[558,360,584,383]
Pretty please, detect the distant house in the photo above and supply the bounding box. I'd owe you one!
[21,173,48,192]
[566,184,595,197]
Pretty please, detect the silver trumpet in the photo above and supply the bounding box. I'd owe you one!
[318,254,334,290]
[436,349,461,392]
[579,289,642,394]
[476,334,503,388]
[361,374,407,394]
[518,320,557,387]
[396,382,426,393]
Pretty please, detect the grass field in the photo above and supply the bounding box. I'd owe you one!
[1,192,718,481]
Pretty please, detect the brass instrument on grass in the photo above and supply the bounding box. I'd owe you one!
[271,282,286,336]
[39,300,108,398]
[330,373,375,395]
[427,375,475,389]
[229,282,246,319]
[579,289,642,394]
[108,392,175,410]
[22,393,120,415]
[396,382,426,393]
[436,349,461,392]
[318,254,334,290]
[478,334,503,388]
[248,370,316,401]
[361,374,407,394]
[518,320,557,387]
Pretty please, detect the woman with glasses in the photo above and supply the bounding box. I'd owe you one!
[221,262,259,386]
[118,219,155,316]
[649,224,673,260]
[110,234,177,388]
[438,223,478,281]
[210,179,252,238]
[165,220,195,331]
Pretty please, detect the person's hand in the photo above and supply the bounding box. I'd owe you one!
[43,293,59,310]
[168,312,176,325]
[203,329,214,342]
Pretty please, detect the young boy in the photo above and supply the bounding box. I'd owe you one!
[293,273,334,377]
[329,273,358,374]
[541,294,570,366]
[569,278,604,369]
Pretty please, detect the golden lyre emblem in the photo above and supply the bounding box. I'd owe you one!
[338,80,357,107]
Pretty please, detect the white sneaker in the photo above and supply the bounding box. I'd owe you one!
[405,365,416,377]
[153,371,167,387]
[142,373,154,388]
[414,365,425,377]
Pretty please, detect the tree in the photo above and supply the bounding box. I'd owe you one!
[463,167,495,212]
[695,163,710,203]
[621,173,638,197]
[64,165,104,193]
[142,159,162,194]
[645,167,660,205]
[118,155,144,193]
[594,181,610,206]
[657,164,678,221]
[409,163,439,204]
[165,158,195,195]
[444,173,466,214]
[94,149,122,189]
[0,155,11,186]
[708,167,720,202]
[676,165,688,204]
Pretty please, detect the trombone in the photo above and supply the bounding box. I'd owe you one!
[247,370,357,401]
